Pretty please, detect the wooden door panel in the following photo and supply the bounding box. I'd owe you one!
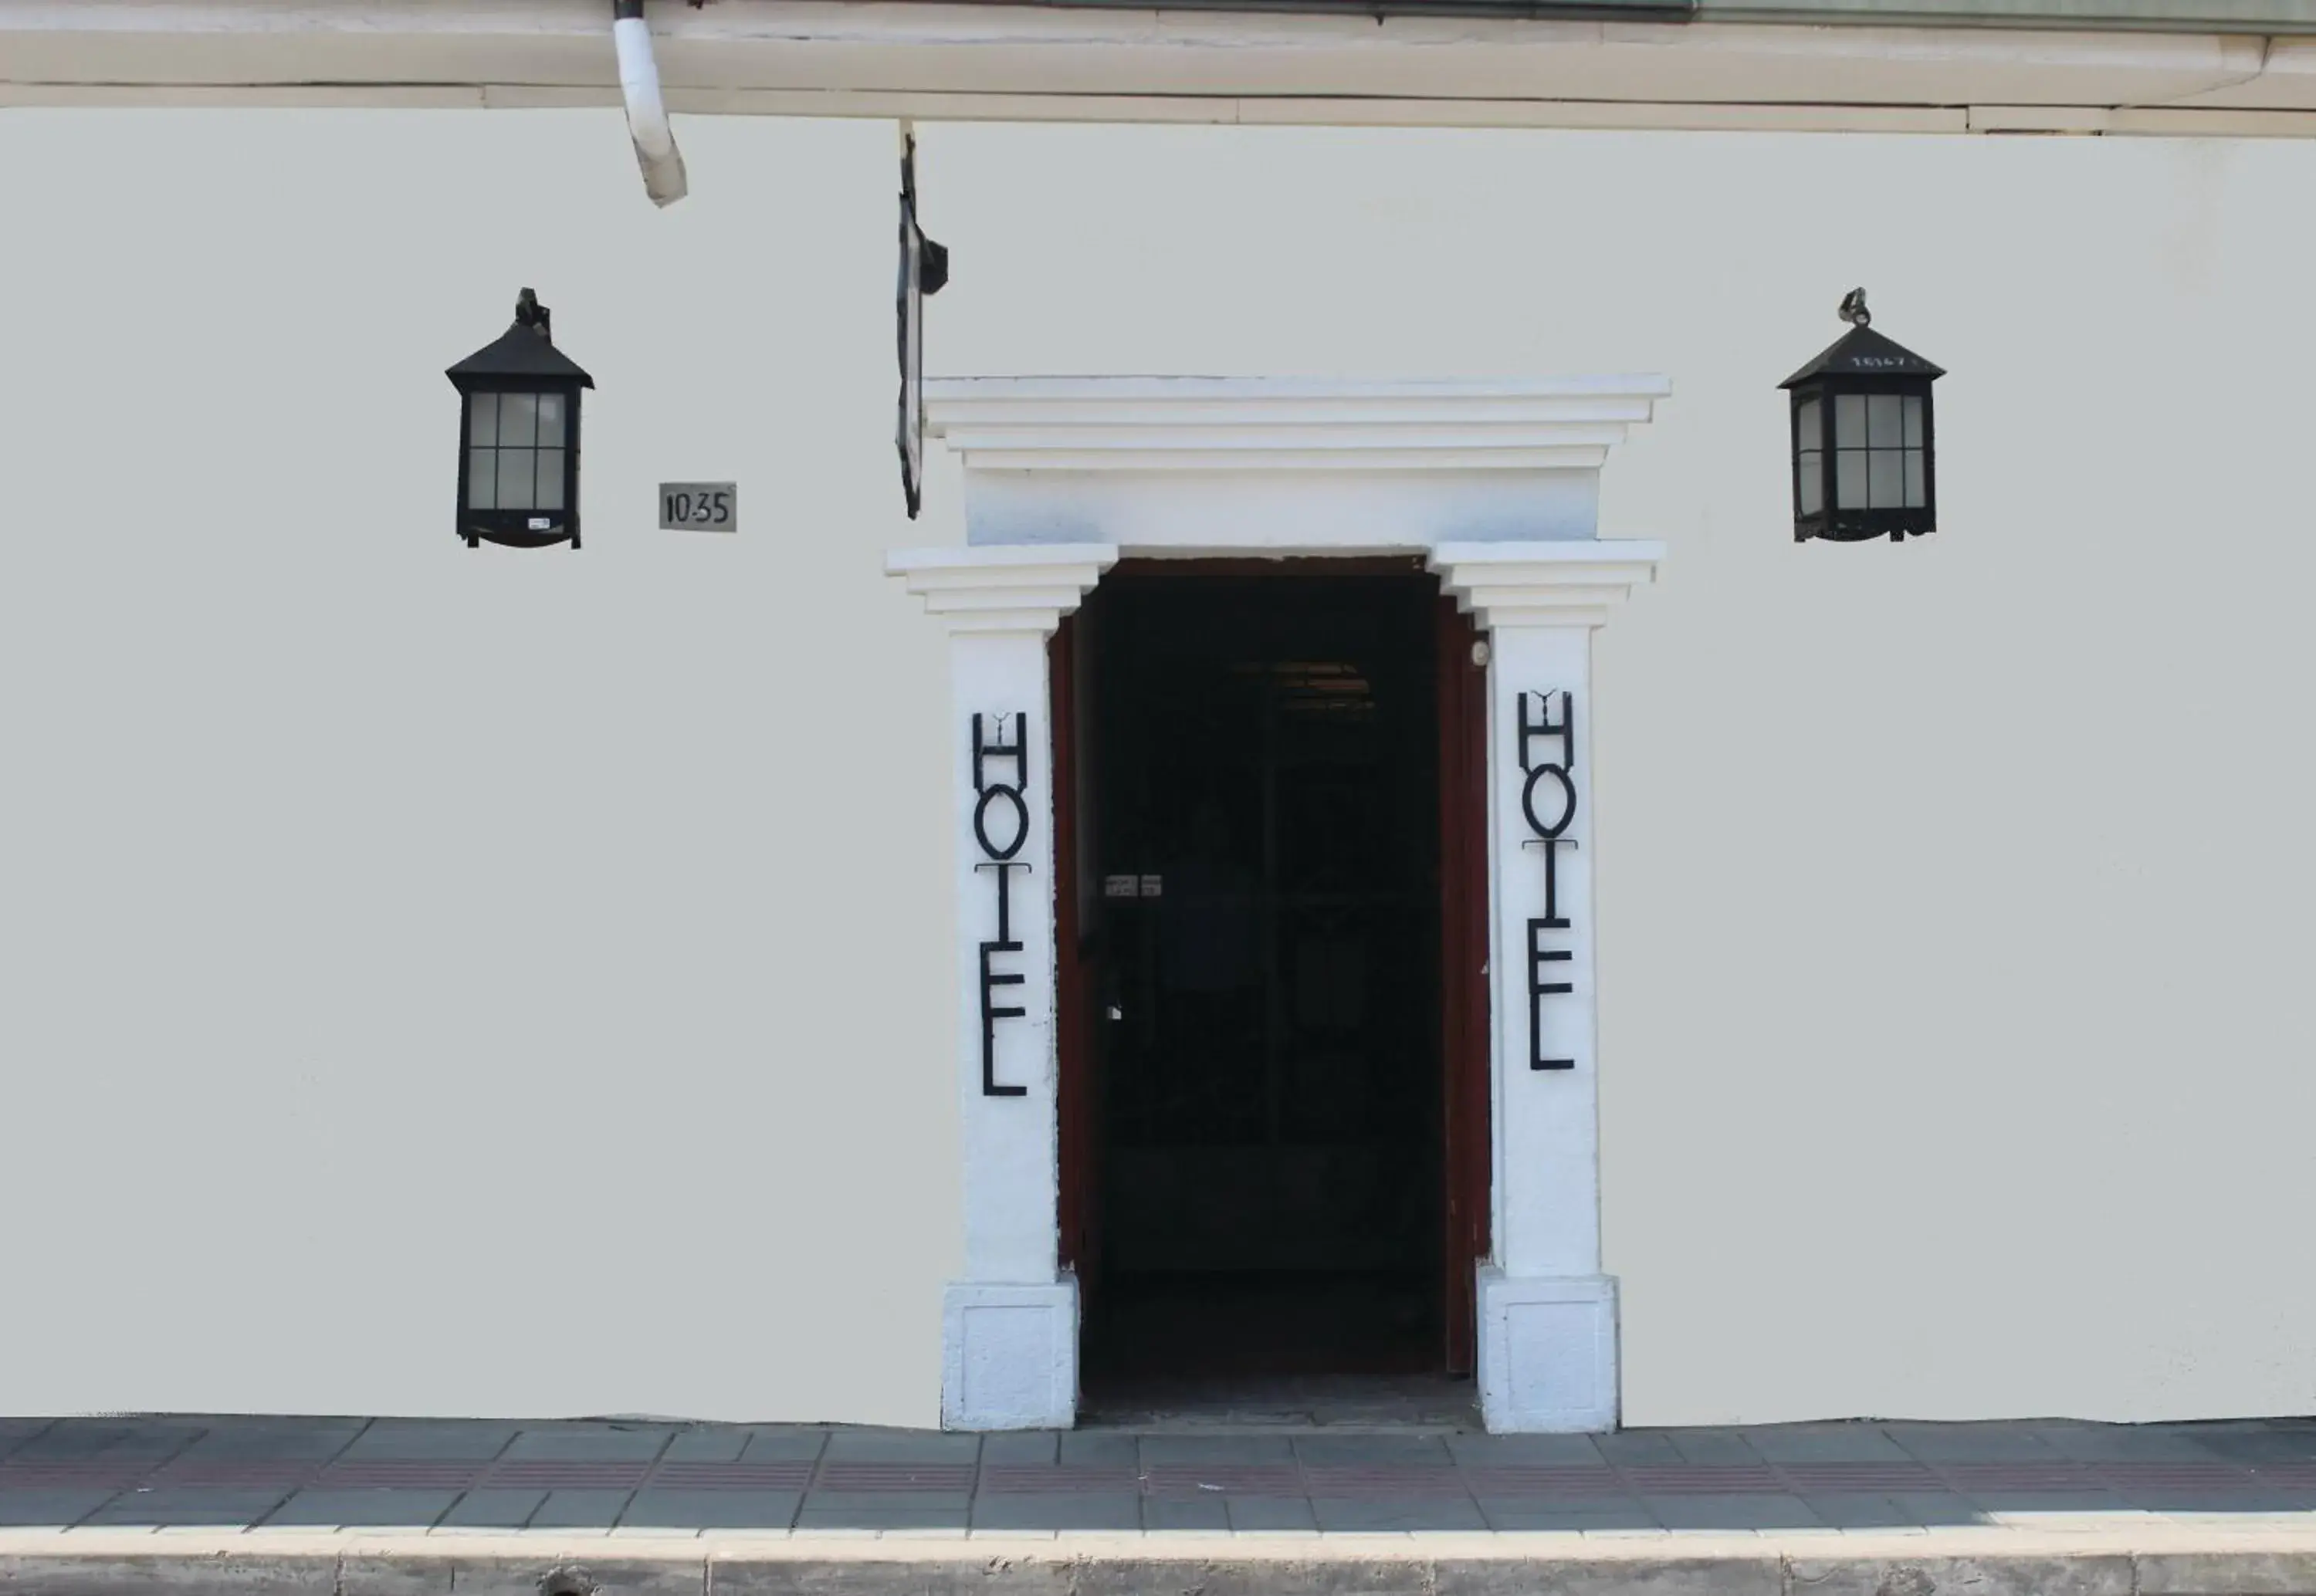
[1437,597,1491,1377]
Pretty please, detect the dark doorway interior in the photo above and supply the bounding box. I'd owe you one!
[1068,561,1448,1396]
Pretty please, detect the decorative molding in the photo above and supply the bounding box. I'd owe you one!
[923,377,1671,476]
[1431,539,1668,630]
[885,544,1117,635]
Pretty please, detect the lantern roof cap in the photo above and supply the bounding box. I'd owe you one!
[1781,323,1944,387]
[447,292,594,389]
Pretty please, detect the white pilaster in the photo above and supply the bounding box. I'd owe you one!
[1431,540,1665,1433]
[887,543,1118,1431]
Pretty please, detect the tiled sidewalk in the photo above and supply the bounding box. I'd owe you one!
[3,1414,2315,1538]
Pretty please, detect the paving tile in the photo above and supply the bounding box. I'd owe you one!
[524,1488,635,1529]
[84,1487,294,1528]
[1478,1499,1661,1532]
[1884,1423,2063,1462]
[0,1422,57,1463]
[0,1488,115,1528]
[622,1489,799,1531]
[13,1422,199,1463]
[1667,1429,1769,1467]
[659,1427,751,1464]
[1641,1492,1824,1530]
[2029,1423,2237,1462]
[1975,1490,2155,1524]
[980,1432,1060,1465]
[1740,1424,1913,1464]
[499,1425,672,1462]
[432,1489,547,1530]
[801,1487,970,1511]
[337,1421,519,1462]
[1224,1495,1317,1532]
[1445,1432,1606,1466]
[736,1430,828,1465]
[1059,1432,1139,1468]
[970,1493,1143,1532]
[1311,1495,1485,1532]
[2130,1489,2316,1516]
[1592,1431,1685,1466]
[1141,1435,1295,1465]
[1885,1490,1988,1526]
[2180,1428,2316,1465]
[1293,1435,1452,1467]
[178,1420,369,1462]
[1143,1496,1230,1531]
[793,1503,968,1530]
[1798,1491,1924,1528]
[820,1429,980,1464]
[258,1488,458,1529]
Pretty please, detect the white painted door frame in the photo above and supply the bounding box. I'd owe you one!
[890,376,1666,1432]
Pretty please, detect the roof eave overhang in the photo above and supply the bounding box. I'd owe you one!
[12,0,2316,136]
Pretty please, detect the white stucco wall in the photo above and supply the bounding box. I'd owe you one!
[1,109,2311,1427]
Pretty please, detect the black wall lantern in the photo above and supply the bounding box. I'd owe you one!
[1781,289,1944,543]
[445,289,594,549]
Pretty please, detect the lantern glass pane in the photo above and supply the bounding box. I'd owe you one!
[499,393,539,449]
[1797,395,1820,448]
[1869,449,1905,508]
[1835,394,1867,448]
[1868,394,1904,448]
[1905,448,1926,508]
[467,448,496,509]
[496,448,536,510]
[1836,449,1867,509]
[468,394,498,447]
[1798,451,1823,515]
[537,391,566,446]
[1904,394,1925,448]
[535,449,567,512]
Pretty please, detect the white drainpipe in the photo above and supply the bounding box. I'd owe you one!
[613,0,688,207]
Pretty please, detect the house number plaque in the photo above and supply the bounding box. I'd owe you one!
[659,482,736,533]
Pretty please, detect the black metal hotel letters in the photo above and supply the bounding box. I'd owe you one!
[972,713,1031,1097]
[1520,691,1576,1071]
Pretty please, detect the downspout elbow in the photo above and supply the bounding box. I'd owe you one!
[613,0,687,207]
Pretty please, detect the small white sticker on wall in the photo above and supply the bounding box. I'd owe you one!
[1105,875,1140,898]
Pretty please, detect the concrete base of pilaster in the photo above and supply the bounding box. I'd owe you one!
[1476,1266,1620,1433]
[940,1278,1078,1431]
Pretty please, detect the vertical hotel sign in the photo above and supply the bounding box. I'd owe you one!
[971,712,1030,1097]
[1519,691,1577,1071]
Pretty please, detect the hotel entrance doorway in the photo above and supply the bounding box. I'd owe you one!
[1051,560,1491,1409]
